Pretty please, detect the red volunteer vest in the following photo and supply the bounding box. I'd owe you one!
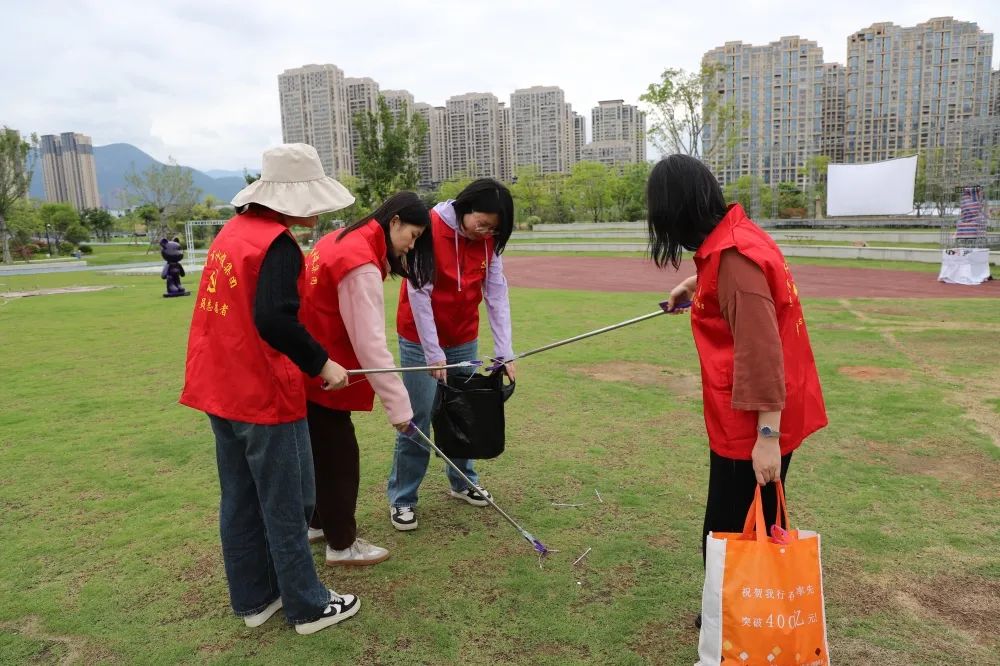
[301,220,388,412]
[691,204,827,459]
[397,208,495,347]
[179,210,307,424]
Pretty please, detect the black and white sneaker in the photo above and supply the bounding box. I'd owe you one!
[448,487,492,507]
[390,506,418,531]
[294,590,360,635]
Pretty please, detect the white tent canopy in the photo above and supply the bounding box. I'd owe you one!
[826,155,918,217]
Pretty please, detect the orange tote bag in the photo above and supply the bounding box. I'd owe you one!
[697,482,830,665]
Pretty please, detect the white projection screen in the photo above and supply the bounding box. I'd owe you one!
[826,155,918,216]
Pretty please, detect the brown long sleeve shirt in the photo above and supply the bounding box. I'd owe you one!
[717,248,786,412]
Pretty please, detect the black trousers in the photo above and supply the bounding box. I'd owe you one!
[306,402,360,550]
[702,449,792,564]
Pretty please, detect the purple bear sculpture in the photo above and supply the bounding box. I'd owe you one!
[160,237,191,298]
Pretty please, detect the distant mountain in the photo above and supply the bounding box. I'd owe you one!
[29,143,248,209]
[204,168,259,180]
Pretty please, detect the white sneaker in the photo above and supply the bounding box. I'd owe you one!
[449,487,492,507]
[325,538,390,567]
[294,590,360,635]
[307,527,325,544]
[243,596,282,628]
[390,506,418,531]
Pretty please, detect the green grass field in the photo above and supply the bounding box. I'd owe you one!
[1,267,998,665]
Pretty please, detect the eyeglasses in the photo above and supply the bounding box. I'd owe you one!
[463,220,499,236]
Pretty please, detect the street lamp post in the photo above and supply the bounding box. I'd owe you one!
[44,224,54,257]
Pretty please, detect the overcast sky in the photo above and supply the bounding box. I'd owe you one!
[3,0,998,171]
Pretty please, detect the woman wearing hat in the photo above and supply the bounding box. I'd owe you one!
[299,192,434,566]
[387,178,515,531]
[180,144,361,635]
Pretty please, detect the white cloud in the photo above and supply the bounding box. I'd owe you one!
[3,0,997,170]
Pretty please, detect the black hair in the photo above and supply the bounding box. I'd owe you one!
[339,191,434,288]
[646,154,729,269]
[451,178,515,254]
[237,202,270,215]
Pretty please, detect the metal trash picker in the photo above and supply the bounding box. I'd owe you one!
[488,299,692,370]
[404,422,550,557]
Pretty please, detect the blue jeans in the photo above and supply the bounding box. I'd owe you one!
[387,337,480,508]
[209,415,331,624]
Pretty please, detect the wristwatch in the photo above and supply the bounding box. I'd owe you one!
[758,425,781,439]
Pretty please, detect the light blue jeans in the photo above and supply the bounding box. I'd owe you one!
[387,337,479,508]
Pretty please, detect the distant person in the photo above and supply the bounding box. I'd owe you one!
[645,154,827,627]
[387,178,515,531]
[300,192,434,565]
[180,143,361,635]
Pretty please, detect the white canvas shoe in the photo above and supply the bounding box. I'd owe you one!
[325,539,390,567]
[307,527,325,544]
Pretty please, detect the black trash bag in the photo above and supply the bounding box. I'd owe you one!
[431,368,515,460]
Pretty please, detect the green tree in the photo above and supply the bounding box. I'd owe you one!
[568,162,612,223]
[540,174,574,224]
[190,195,226,221]
[64,224,90,245]
[6,199,41,259]
[0,127,38,264]
[609,162,651,221]
[353,95,428,208]
[724,175,772,219]
[912,153,928,217]
[81,208,115,241]
[511,165,547,224]
[923,148,953,217]
[640,63,745,160]
[123,157,201,248]
[38,203,80,249]
[776,182,807,218]
[436,173,473,203]
[799,155,830,218]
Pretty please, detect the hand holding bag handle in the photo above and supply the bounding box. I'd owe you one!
[740,481,792,543]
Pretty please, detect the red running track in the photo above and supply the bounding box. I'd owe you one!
[502,255,1000,299]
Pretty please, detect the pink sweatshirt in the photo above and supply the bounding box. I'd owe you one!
[337,264,413,425]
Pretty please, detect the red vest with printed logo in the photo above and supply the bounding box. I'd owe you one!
[397,208,494,347]
[179,210,307,424]
[691,204,827,459]
[301,220,388,412]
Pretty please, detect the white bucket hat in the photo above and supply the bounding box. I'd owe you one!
[230,143,355,217]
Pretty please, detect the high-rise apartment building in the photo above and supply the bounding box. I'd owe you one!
[344,77,380,176]
[821,64,847,164]
[991,69,1000,117]
[581,141,634,167]
[702,36,827,186]
[446,92,502,179]
[39,132,101,209]
[279,63,657,183]
[414,103,449,189]
[510,86,573,174]
[498,102,515,182]
[589,100,647,164]
[382,89,415,121]
[845,17,994,165]
[279,64,353,177]
[573,113,587,163]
